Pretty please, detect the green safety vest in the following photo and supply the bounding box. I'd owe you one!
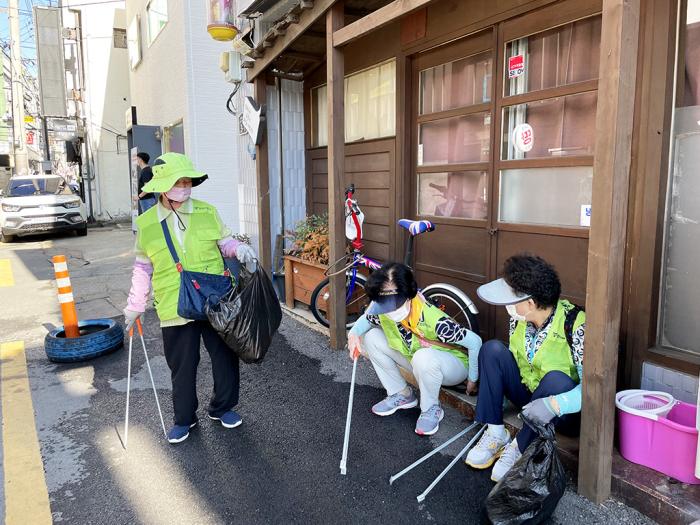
[379,301,469,368]
[510,299,585,392]
[135,199,226,322]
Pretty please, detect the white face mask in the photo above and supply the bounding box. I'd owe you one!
[385,300,411,322]
[506,303,529,322]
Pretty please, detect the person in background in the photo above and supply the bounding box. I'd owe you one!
[465,254,584,482]
[134,152,157,214]
[123,153,257,444]
[348,262,482,436]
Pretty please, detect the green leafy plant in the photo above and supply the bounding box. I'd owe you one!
[285,214,329,265]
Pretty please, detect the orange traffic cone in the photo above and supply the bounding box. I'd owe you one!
[52,255,80,338]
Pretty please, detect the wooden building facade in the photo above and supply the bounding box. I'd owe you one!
[246,0,700,504]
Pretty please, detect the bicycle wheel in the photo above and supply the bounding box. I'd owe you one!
[422,285,480,334]
[310,272,370,329]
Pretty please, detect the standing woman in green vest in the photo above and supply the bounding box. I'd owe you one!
[464,254,585,482]
[123,153,257,444]
[347,262,483,436]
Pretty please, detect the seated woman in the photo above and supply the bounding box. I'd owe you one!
[465,254,584,482]
[347,262,482,436]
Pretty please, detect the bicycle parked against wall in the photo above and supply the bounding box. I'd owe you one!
[309,184,480,333]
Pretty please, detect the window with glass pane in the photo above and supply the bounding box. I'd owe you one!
[345,60,396,142]
[420,53,492,114]
[311,85,328,147]
[659,1,700,356]
[310,61,396,147]
[499,166,592,226]
[418,113,490,166]
[504,16,601,96]
[501,92,596,160]
[418,171,487,219]
[147,0,168,45]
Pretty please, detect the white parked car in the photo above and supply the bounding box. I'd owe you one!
[0,175,88,243]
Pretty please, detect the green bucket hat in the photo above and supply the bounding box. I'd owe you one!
[142,152,208,193]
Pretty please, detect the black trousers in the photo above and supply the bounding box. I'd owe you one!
[475,340,581,452]
[162,320,240,426]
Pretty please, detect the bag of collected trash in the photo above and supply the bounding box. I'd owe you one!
[484,415,566,525]
[205,266,282,364]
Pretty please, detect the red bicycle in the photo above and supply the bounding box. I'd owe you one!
[309,185,480,333]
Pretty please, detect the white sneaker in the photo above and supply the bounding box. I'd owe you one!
[491,439,522,482]
[465,426,511,469]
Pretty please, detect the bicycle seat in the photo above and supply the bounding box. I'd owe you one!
[398,219,435,236]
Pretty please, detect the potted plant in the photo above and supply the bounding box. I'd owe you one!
[283,214,329,308]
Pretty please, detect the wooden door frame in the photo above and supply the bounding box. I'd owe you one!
[407,28,498,290]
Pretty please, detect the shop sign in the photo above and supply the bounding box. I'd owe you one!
[26,131,34,145]
[580,204,592,227]
[512,123,534,153]
[508,54,525,79]
[242,96,265,145]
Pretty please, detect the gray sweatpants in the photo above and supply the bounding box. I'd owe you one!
[362,328,469,411]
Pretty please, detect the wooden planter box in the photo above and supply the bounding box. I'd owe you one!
[283,255,328,309]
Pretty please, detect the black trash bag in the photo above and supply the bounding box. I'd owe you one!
[484,415,567,525]
[205,266,282,364]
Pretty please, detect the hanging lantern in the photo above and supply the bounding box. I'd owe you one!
[208,0,239,42]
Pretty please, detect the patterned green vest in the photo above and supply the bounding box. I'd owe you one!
[510,299,584,392]
[379,302,469,368]
[135,199,226,322]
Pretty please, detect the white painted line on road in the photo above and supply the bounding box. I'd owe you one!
[1,341,52,524]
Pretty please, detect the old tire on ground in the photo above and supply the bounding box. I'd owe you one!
[45,319,124,363]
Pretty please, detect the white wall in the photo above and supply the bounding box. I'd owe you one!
[125,0,188,135]
[124,0,240,232]
[65,1,132,220]
[182,0,239,229]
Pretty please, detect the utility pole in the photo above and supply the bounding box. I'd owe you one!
[8,0,28,175]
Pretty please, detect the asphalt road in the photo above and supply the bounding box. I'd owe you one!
[1,227,654,524]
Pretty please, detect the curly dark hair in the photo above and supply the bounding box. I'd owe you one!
[503,254,561,308]
[366,262,418,302]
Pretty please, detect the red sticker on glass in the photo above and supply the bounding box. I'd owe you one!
[508,54,525,79]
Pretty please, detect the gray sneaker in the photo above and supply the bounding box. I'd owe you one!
[372,389,418,416]
[415,404,445,436]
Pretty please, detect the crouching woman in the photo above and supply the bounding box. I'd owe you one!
[465,254,584,482]
[348,263,482,436]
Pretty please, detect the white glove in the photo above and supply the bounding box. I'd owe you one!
[123,308,141,332]
[235,243,257,273]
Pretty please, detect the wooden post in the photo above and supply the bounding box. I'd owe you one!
[254,76,273,272]
[327,2,347,350]
[578,0,640,503]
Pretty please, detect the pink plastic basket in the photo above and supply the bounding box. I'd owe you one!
[617,392,699,484]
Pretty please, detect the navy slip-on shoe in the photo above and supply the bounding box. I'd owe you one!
[208,410,242,429]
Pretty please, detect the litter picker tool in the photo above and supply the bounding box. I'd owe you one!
[389,422,486,502]
[123,318,167,449]
[339,355,358,475]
